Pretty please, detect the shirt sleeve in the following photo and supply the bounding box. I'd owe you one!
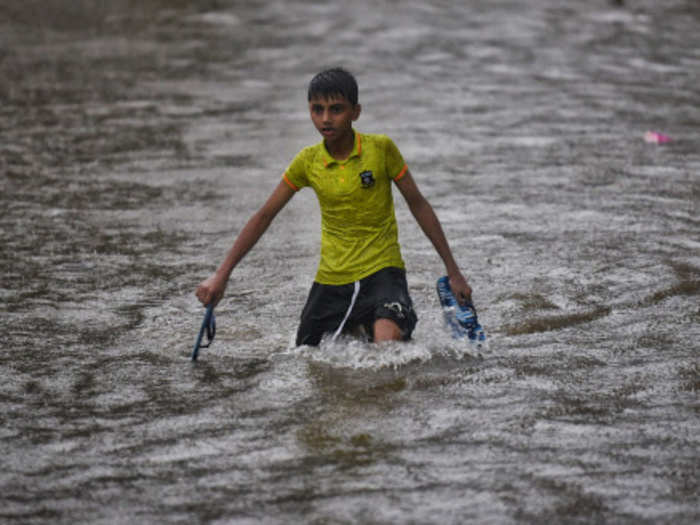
[384,136,408,181]
[282,148,310,191]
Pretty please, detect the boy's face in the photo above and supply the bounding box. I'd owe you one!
[308,94,361,144]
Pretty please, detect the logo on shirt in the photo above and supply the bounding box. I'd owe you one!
[359,170,375,189]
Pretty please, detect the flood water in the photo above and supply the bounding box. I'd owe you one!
[1,0,699,523]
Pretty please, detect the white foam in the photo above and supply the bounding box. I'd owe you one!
[196,12,240,27]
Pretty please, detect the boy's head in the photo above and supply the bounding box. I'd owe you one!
[307,67,358,106]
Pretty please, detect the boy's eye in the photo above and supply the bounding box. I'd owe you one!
[310,103,347,115]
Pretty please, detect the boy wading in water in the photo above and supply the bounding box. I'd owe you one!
[196,68,472,345]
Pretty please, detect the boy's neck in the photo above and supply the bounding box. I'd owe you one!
[325,129,355,160]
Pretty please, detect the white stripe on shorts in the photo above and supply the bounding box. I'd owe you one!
[332,280,360,342]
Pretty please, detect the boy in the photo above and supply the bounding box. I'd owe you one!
[196,68,472,345]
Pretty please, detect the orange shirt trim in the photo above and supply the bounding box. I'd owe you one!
[393,164,408,181]
[282,173,299,191]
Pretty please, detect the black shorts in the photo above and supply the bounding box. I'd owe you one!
[296,266,418,346]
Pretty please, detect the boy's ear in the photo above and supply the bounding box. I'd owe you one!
[352,103,362,121]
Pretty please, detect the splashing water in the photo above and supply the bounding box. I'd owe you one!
[1,0,699,523]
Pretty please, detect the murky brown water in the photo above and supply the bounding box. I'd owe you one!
[1,0,698,523]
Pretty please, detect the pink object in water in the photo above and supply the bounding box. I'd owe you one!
[644,131,671,144]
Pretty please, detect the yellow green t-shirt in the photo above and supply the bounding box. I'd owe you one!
[283,131,408,285]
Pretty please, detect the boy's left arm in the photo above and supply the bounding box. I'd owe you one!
[395,170,472,302]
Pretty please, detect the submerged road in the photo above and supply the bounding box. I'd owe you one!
[1,0,698,523]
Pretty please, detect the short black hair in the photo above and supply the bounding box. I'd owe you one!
[307,67,358,105]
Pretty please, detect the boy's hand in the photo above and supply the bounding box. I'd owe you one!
[196,273,227,307]
[449,273,472,305]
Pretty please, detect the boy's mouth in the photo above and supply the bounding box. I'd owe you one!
[321,127,334,136]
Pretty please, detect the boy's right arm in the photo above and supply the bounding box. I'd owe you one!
[195,180,296,307]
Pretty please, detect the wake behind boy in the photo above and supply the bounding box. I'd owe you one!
[196,68,473,345]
